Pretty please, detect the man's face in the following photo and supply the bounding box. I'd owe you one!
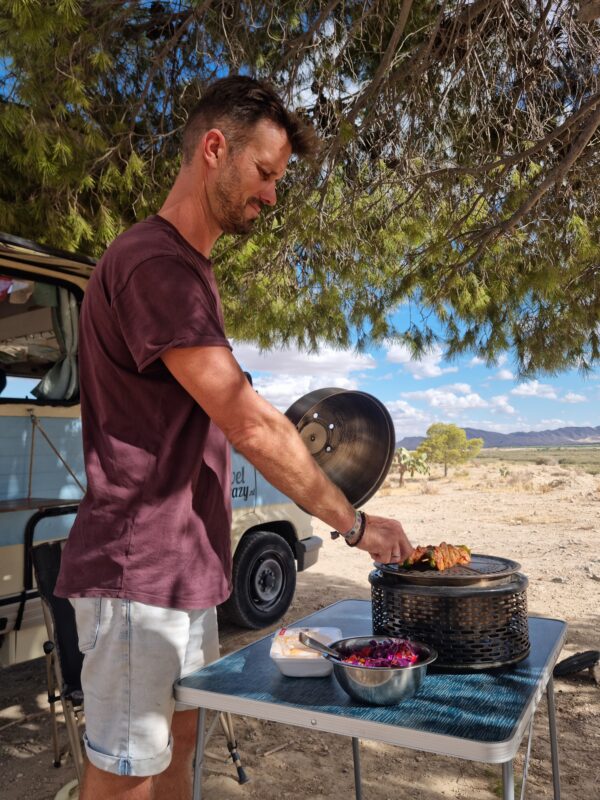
[212,119,292,235]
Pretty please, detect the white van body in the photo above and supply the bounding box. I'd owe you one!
[0,234,321,667]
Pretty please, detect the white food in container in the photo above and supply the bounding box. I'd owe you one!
[270,626,342,677]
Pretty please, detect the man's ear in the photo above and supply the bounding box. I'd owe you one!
[202,129,227,169]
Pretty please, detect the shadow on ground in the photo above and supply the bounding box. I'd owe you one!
[1,570,597,800]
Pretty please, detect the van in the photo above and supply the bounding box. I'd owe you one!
[0,232,322,668]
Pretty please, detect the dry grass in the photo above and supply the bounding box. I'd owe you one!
[477,446,600,475]
[536,483,555,494]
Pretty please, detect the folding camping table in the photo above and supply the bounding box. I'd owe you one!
[176,599,566,800]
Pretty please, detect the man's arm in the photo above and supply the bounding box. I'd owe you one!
[162,345,413,563]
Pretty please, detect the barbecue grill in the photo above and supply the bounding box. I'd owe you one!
[370,554,530,669]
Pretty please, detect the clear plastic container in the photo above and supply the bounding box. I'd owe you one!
[269,626,343,677]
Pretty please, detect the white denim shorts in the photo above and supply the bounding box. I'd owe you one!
[70,597,220,777]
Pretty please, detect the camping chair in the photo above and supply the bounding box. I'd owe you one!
[30,540,85,784]
[30,538,249,788]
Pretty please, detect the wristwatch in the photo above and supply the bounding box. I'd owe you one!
[330,509,367,547]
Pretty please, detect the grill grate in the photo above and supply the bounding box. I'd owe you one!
[370,569,530,669]
[374,554,521,586]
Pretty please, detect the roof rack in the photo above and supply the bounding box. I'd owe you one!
[0,231,96,266]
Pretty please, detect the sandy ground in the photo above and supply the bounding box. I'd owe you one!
[1,461,599,800]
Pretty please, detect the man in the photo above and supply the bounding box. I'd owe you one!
[56,75,413,800]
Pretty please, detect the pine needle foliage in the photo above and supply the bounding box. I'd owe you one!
[0,1,599,374]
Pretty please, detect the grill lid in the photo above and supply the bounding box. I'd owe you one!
[373,553,521,586]
[285,388,396,506]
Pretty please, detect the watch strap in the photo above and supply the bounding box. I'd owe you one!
[330,509,367,547]
[330,508,361,541]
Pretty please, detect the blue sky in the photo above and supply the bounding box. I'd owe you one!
[233,339,599,439]
[8,341,597,439]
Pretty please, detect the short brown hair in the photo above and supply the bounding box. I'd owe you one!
[182,75,318,163]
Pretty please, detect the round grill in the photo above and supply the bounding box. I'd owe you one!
[374,554,521,586]
[370,563,530,670]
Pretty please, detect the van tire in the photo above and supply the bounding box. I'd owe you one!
[221,531,296,629]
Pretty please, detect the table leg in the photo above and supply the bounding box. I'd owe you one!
[519,716,535,800]
[546,677,561,799]
[192,707,207,800]
[502,761,515,800]
[352,737,362,800]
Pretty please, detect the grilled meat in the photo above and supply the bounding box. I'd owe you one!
[404,545,430,566]
[404,542,471,571]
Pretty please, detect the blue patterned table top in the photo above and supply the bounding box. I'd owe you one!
[176,600,566,763]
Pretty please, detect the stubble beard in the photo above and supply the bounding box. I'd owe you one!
[214,164,259,235]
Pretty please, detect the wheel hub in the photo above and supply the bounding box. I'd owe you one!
[253,556,283,603]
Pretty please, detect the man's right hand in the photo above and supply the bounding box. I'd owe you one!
[356,515,413,564]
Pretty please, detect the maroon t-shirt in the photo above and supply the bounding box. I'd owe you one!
[55,215,233,609]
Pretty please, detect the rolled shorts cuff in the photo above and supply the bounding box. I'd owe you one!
[83,732,173,777]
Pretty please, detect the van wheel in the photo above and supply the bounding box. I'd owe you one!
[221,531,296,629]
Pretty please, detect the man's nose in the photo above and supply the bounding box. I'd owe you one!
[259,183,277,206]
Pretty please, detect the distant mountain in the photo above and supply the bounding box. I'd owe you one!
[397,425,600,449]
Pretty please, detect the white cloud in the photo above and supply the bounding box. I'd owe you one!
[385,400,430,438]
[490,395,517,415]
[253,374,359,410]
[385,343,458,380]
[402,387,488,411]
[472,419,527,433]
[476,417,579,432]
[530,418,575,430]
[469,353,508,368]
[234,342,375,377]
[511,380,558,399]
[232,342,376,411]
[444,383,472,394]
[496,369,514,380]
[563,392,586,404]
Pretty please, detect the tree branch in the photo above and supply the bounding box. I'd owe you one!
[418,91,600,180]
[127,3,211,131]
[466,105,600,260]
[344,0,414,127]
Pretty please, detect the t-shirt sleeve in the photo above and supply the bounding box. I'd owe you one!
[112,255,231,372]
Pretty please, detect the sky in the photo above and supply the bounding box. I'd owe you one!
[233,339,599,440]
[7,338,598,440]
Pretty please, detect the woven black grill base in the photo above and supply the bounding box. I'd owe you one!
[370,569,530,669]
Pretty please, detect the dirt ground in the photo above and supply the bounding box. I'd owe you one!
[1,461,599,800]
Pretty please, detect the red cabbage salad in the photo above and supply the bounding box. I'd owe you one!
[338,639,420,668]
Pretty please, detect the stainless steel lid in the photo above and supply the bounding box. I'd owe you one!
[285,388,396,507]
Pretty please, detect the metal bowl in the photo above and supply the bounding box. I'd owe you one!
[285,388,396,506]
[327,635,437,706]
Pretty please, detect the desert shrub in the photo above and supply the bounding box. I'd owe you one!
[420,481,439,495]
[537,483,555,494]
[508,470,534,484]
[550,478,567,488]
[506,471,535,491]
